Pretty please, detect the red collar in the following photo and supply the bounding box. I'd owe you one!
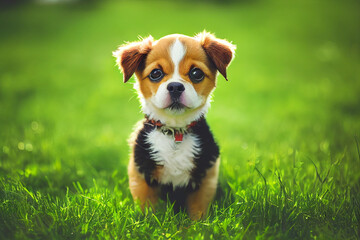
[144,116,201,143]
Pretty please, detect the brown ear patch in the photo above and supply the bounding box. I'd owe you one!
[195,31,236,80]
[113,36,153,83]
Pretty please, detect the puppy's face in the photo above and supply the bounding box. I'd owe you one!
[113,32,235,127]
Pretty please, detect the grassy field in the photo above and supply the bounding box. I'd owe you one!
[1,0,360,239]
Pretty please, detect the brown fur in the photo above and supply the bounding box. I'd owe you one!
[186,159,220,220]
[134,35,217,100]
[133,35,218,101]
[114,32,235,97]
[195,31,236,81]
[113,36,153,83]
[128,155,159,209]
[127,120,160,209]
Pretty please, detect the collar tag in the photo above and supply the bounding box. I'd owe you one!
[174,132,183,143]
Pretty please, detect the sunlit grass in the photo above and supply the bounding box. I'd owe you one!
[0,0,360,239]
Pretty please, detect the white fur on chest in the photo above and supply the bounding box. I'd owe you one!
[145,129,201,188]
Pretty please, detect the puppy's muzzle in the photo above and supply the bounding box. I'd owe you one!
[167,82,185,101]
[167,82,185,110]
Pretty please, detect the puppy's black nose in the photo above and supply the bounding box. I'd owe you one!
[167,82,185,100]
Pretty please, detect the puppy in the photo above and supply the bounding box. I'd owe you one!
[113,32,235,220]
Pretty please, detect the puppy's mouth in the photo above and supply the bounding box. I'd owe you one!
[167,101,186,111]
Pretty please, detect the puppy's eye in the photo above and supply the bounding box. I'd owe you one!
[189,68,205,83]
[149,69,164,82]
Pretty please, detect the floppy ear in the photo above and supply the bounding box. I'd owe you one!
[113,36,153,83]
[195,31,236,81]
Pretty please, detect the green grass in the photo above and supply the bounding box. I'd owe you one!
[1,0,360,239]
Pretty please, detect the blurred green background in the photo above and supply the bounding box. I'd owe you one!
[0,0,360,239]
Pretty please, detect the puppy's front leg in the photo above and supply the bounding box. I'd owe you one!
[186,159,220,220]
[128,157,158,210]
